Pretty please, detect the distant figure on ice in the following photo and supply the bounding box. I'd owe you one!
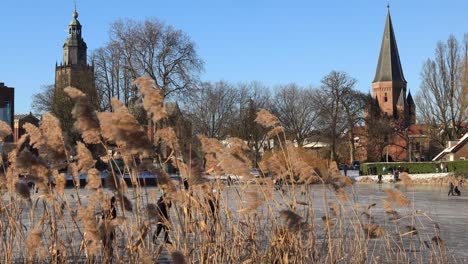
[454,186,461,196]
[393,170,399,183]
[153,193,172,244]
[377,174,383,184]
[102,196,117,253]
[448,182,454,196]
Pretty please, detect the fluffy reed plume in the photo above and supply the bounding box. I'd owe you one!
[150,168,177,193]
[334,188,349,202]
[171,155,206,186]
[85,168,102,190]
[16,149,50,190]
[287,142,322,184]
[155,127,179,151]
[97,98,153,157]
[117,193,133,212]
[26,228,46,259]
[361,223,385,239]
[134,77,167,123]
[255,108,280,128]
[87,189,104,212]
[238,191,264,214]
[384,189,410,207]
[280,210,309,232]
[146,203,159,218]
[0,120,12,141]
[52,170,66,196]
[7,133,29,170]
[267,126,285,138]
[68,163,80,187]
[23,123,45,151]
[329,202,340,218]
[15,181,31,200]
[197,135,224,155]
[399,172,413,187]
[77,206,101,255]
[259,150,288,180]
[198,135,251,178]
[38,114,67,163]
[171,251,187,264]
[105,172,127,191]
[382,200,401,220]
[76,142,95,172]
[64,86,101,144]
[0,174,6,195]
[322,215,335,227]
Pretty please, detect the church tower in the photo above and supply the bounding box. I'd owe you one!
[54,6,97,130]
[372,5,414,125]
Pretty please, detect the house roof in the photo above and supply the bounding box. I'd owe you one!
[14,113,39,121]
[433,133,468,161]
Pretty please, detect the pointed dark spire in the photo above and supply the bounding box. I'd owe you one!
[406,90,415,106]
[373,7,406,83]
[396,89,406,107]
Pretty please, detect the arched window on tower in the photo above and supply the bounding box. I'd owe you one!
[384,92,388,102]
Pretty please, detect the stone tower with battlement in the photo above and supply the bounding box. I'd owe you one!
[372,6,415,126]
[53,7,97,130]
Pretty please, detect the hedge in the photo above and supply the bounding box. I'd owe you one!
[361,160,468,175]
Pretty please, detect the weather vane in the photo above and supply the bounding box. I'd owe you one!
[387,0,390,9]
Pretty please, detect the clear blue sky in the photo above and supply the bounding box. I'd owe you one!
[0,0,466,114]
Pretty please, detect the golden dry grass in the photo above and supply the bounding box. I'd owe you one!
[0,77,454,263]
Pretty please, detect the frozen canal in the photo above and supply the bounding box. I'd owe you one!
[351,183,468,260]
[2,182,467,262]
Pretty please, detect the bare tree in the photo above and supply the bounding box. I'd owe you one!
[185,81,238,139]
[231,82,271,166]
[91,43,135,111]
[340,89,367,163]
[31,84,55,114]
[108,18,204,99]
[316,71,357,161]
[270,84,319,146]
[416,34,468,147]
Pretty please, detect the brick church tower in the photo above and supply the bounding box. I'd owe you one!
[53,7,97,130]
[372,6,415,125]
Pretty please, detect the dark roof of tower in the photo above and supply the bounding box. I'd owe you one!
[69,8,81,26]
[373,8,407,83]
[396,89,406,107]
[406,90,415,106]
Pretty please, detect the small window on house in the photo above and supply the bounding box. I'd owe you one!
[384,92,388,102]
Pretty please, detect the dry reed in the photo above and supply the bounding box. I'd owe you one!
[0,76,455,264]
[64,86,101,144]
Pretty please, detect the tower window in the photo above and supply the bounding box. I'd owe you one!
[384,92,388,102]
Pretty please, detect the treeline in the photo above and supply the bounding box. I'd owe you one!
[31,17,467,163]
